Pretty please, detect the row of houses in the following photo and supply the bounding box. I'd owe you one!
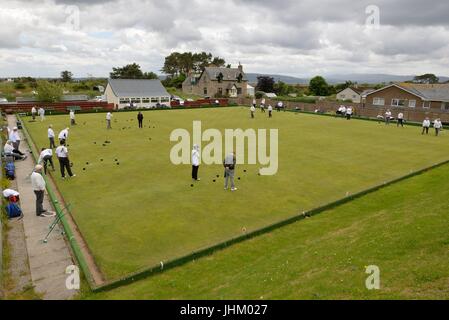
[338,83,449,111]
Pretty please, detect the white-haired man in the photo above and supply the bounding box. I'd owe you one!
[31,165,55,217]
[191,144,200,181]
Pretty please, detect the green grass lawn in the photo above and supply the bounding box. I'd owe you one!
[23,107,449,282]
[88,161,449,300]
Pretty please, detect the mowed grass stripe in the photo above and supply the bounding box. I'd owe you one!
[88,161,449,300]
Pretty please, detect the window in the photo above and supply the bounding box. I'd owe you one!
[391,99,406,107]
[341,94,346,99]
[442,102,449,110]
[142,98,150,103]
[151,97,159,103]
[204,87,208,95]
[409,100,416,108]
[218,88,223,95]
[373,97,385,106]
[119,98,130,104]
[161,97,170,103]
[131,98,141,104]
[237,87,242,95]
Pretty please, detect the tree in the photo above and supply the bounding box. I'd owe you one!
[309,76,330,96]
[36,80,63,103]
[110,63,157,79]
[413,74,439,84]
[334,80,355,93]
[161,51,226,77]
[61,70,73,82]
[142,72,159,80]
[256,76,275,93]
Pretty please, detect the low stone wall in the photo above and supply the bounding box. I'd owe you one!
[230,97,449,123]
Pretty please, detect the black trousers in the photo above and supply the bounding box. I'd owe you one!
[138,119,143,128]
[34,190,45,216]
[269,111,272,117]
[43,155,55,174]
[192,165,199,180]
[422,127,429,134]
[397,119,404,127]
[58,157,73,177]
[49,137,56,149]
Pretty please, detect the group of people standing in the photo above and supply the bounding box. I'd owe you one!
[337,105,354,119]
[251,98,282,118]
[31,106,46,122]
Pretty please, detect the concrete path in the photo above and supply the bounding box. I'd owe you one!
[7,115,77,300]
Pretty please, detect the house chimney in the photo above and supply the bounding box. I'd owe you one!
[238,63,243,72]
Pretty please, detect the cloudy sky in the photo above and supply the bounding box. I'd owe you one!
[1,0,449,78]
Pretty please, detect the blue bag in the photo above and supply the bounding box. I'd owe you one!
[5,162,15,180]
[6,202,22,218]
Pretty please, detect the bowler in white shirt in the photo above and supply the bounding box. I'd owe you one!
[191,144,201,181]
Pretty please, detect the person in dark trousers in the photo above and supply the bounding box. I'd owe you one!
[138,112,144,128]
[48,125,56,148]
[397,112,404,127]
[30,165,55,217]
[191,144,200,181]
[223,152,237,191]
[268,105,273,118]
[55,142,76,179]
[422,118,431,135]
[38,148,55,174]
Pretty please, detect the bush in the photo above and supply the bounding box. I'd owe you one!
[255,91,264,99]
[14,83,26,90]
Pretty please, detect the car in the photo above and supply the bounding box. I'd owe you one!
[0,97,8,104]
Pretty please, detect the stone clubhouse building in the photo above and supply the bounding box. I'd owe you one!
[182,64,248,98]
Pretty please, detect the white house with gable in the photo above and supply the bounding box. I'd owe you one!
[105,79,171,109]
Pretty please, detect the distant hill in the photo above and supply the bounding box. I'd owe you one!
[324,74,449,85]
[159,73,449,86]
[246,73,308,85]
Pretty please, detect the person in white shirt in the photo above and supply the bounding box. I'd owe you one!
[58,128,69,144]
[397,112,404,127]
[346,107,353,120]
[191,144,201,181]
[38,107,45,121]
[69,110,76,126]
[4,140,26,160]
[434,118,443,136]
[268,105,273,118]
[422,117,431,135]
[250,105,256,118]
[223,152,237,191]
[31,165,55,217]
[48,125,56,148]
[252,99,256,107]
[276,101,284,112]
[55,142,75,179]
[9,127,21,150]
[38,148,55,174]
[31,106,37,121]
[385,110,392,125]
[340,106,347,118]
[106,112,113,129]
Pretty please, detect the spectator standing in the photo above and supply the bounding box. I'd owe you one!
[31,165,55,217]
